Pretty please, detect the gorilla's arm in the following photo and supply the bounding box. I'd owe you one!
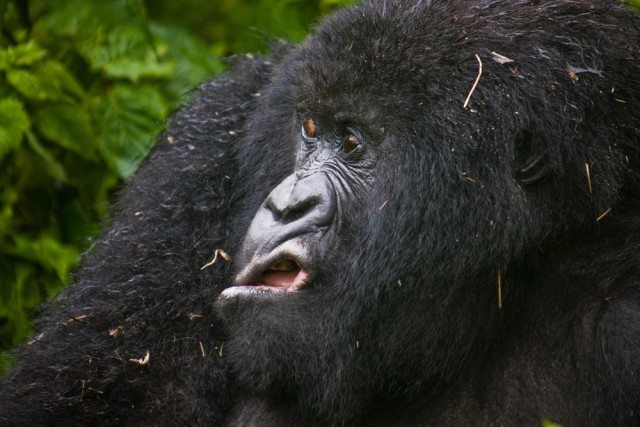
[0,55,274,426]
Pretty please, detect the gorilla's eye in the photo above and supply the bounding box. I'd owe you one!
[343,134,360,153]
[302,118,317,139]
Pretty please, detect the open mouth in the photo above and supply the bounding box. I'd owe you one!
[259,259,308,290]
[220,255,311,299]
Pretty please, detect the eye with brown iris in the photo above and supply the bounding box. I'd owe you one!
[302,118,317,139]
[343,134,359,153]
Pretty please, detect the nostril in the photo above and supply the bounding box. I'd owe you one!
[266,194,320,223]
[285,197,320,222]
[262,172,334,226]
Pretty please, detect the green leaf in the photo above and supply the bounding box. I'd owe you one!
[0,98,30,160]
[0,40,47,70]
[320,0,357,13]
[39,61,86,99]
[0,187,18,235]
[37,0,120,37]
[104,51,174,83]
[6,60,84,102]
[0,353,14,377]
[24,131,68,182]
[93,83,168,178]
[33,102,97,161]
[1,234,79,284]
[150,23,225,97]
[7,68,64,101]
[14,263,42,309]
[77,25,173,82]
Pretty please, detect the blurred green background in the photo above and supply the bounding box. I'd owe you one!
[1,0,639,376]
[0,0,354,375]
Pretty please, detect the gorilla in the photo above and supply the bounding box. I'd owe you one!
[1,0,640,425]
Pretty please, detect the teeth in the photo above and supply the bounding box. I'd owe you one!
[269,260,296,271]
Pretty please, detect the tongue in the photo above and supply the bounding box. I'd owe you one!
[260,268,309,292]
[262,269,298,287]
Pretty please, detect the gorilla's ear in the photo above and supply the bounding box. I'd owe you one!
[512,129,552,186]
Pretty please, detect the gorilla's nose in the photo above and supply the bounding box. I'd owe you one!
[239,172,336,265]
[265,173,334,227]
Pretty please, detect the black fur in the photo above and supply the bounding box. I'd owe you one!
[2,0,640,426]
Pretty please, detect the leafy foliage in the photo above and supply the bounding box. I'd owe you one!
[0,0,354,374]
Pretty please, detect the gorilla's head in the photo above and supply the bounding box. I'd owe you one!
[216,0,639,421]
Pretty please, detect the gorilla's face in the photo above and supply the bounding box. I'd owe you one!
[224,113,378,299]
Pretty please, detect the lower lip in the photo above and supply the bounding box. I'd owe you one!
[220,269,309,299]
[219,284,295,299]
